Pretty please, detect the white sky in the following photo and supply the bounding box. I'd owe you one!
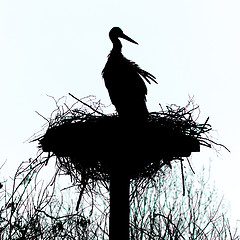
[0,0,240,226]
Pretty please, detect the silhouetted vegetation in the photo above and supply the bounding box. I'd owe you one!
[0,95,234,239]
[0,157,239,239]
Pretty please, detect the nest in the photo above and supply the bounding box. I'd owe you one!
[36,94,221,186]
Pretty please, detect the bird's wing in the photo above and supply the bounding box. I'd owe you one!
[127,59,158,84]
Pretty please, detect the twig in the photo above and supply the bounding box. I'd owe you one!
[186,158,195,174]
[35,111,49,123]
[180,160,185,196]
[197,117,210,137]
[68,93,105,116]
[151,213,186,240]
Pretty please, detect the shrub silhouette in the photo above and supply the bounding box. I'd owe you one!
[0,95,233,239]
[0,158,239,239]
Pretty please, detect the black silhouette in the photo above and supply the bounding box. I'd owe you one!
[102,27,157,120]
[37,28,221,240]
[39,97,209,240]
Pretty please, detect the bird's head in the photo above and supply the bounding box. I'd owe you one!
[109,27,138,45]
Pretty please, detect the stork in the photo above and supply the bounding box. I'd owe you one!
[102,27,157,120]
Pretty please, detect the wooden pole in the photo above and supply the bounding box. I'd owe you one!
[109,167,130,240]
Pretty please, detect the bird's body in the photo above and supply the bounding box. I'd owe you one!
[102,27,157,120]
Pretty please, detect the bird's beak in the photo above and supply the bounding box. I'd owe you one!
[120,33,138,45]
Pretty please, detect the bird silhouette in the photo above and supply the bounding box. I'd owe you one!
[102,27,157,121]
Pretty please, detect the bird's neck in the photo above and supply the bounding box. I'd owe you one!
[111,38,122,52]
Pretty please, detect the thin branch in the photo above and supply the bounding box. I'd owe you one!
[68,93,105,116]
[180,160,185,196]
[35,111,49,123]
